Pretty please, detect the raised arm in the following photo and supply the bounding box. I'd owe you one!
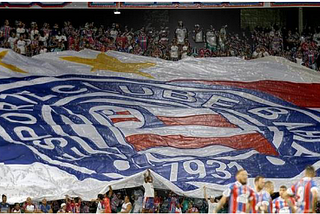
[149,173,153,183]
[65,195,70,202]
[108,185,113,198]
[144,169,149,182]
[203,186,209,201]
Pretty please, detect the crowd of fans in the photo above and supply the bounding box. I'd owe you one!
[0,170,223,213]
[1,167,320,213]
[0,19,320,71]
[0,190,222,213]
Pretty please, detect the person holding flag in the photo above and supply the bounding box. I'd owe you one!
[142,169,154,213]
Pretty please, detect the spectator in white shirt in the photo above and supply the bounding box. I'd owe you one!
[56,31,67,43]
[142,169,155,213]
[261,47,270,57]
[8,31,18,50]
[30,22,39,40]
[119,196,132,213]
[252,47,263,59]
[12,203,21,213]
[23,197,37,213]
[39,31,49,47]
[203,186,218,214]
[16,21,26,38]
[16,34,27,55]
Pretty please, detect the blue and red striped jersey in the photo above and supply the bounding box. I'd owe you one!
[252,190,272,213]
[273,196,296,213]
[223,181,255,213]
[288,177,318,213]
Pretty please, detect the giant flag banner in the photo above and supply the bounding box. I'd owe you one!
[0,48,320,203]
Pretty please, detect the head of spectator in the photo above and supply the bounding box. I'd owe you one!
[111,23,116,29]
[124,195,130,204]
[97,194,104,202]
[60,203,67,212]
[209,195,215,203]
[4,20,9,26]
[194,24,200,31]
[13,202,20,211]
[116,192,122,199]
[10,31,16,38]
[188,201,193,210]
[187,201,199,213]
[26,197,33,205]
[1,195,7,204]
[76,197,82,204]
[31,22,37,29]
[42,198,47,206]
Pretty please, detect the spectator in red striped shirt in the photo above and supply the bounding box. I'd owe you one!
[1,20,11,40]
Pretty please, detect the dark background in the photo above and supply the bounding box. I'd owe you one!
[0,8,318,44]
[0,8,312,30]
[0,9,241,34]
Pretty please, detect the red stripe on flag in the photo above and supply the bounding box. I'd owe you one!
[157,114,237,128]
[116,111,131,115]
[126,133,278,156]
[169,80,320,108]
[111,117,140,123]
